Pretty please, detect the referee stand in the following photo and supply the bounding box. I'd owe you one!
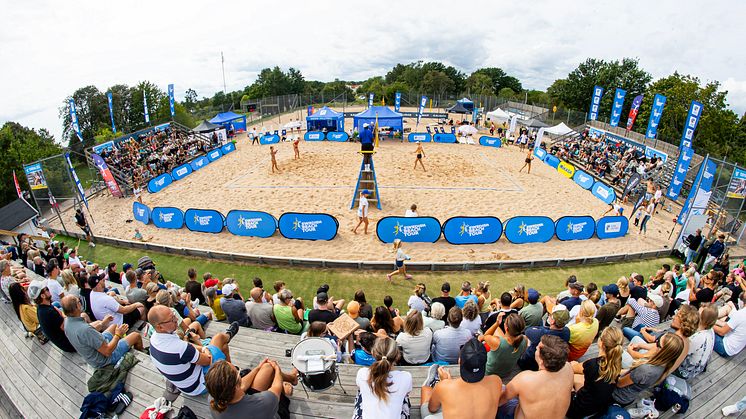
[351,150,381,210]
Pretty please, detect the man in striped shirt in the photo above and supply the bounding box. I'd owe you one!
[622,294,662,342]
[148,305,239,396]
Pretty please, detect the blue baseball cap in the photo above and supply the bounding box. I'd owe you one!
[602,283,620,297]
[527,288,540,304]
[362,189,370,195]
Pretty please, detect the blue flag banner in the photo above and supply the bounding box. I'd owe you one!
[168,84,175,117]
[394,92,401,112]
[573,170,594,190]
[591,181,617,205]
[555,216,596,241]
[442,216,502,245]
[433,133,457,143]
[376,216,442,243]
[69,99,83,142]
[544,155,560,169]
[259,134,281,145]
[64,152,88,209]
[171,163,193,181]
[106,92,116,133]
[417,95,427,126]
[143,93,150,124]
[609,88,626,127]
[504,216,555,244]
[678,158,716,224]
[304,131,325,141]
[147,173,173,193]
[645,94,667,139]
[190,156,210,172]
[221,141,236,154]
[151,207,185,229]
[596,216,629,239]
[589,85,604,121]
[184,208,225,234]
[408,133,432,143]
[278,212,339,241]
[207,148,223,162]
[478,136,502,148]
[327,132,349,142]
[368,93,374,108]
[666,100,703,200]
[133,202,151,224]
[226,210,277,238]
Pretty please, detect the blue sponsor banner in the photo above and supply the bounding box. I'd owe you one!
[92,141,115,154]
[573,170,594,190]
[591,181,616,205]
[408,133,432,143]
[645,94,667,139]
[69,99,83,142]
[478,136,502,148]
[433,133,457,143]
[644,146,668,163]
[596,216,629,239]
[304,131,325,141]
[143,93,150,124]
[190,156,210,171]
[555,216,596,241]
[327,132,349,142]
[147,173,173,193]
[225,210,277,238]
[151,207,184,229]
[171,163,193,181]
[368,93,374,108]
[589,85,604,121]
[65,152,88,209]
[442,216,502,245]
[221,141,236,154]
[534,147,547,160]
[260,134,280,145]
[666,100,703,200]
[206,148,223,162]
[133,201,150,224]
[376,216,441,243]
[678,158,717,224]
[609,88,626,127]
[168,84,175,117]
[394,92,401,112]
[184,208,225,234]
[107,92,116,133]
[278,212,339,241]
[544,155,560,169]
[417,95,427,125]
[504,216,555,244]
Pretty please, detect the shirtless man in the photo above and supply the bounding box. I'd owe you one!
[270,146,280,173]
[498,335,573,419]
[414,142,426,171]
[421,337,502,419]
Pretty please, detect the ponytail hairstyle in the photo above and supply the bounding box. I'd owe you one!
[633,332,684,385]
[597,326,623,383]
[504,313,526,352]
[578,300,596,325]
[205,360,239,413]
[367,337,400,402]
[616,277,629,294]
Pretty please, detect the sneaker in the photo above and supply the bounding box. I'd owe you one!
[192,298,200,308]
[421,364,440,388]
[627,405,658,418]
[225,321,240,341]
[89,242,96,247]
[722,404,740,416]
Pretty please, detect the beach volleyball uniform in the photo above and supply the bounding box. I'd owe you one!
[133,187,142,199]
[358,195,369,218]
[525,156,532,164]
[417,153,422,159]
[395,248,408,268]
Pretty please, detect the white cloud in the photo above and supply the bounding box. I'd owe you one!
[0,0,744,141]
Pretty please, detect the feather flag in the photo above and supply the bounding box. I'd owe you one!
[374,113,379,149]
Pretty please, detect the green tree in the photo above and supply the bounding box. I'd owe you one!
[59,85,108,149]
[465,73,493,96]
[422,70,455,101]
[184,88,198,111]
[473,67,523,94]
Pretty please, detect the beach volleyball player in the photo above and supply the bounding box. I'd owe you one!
[352,189,371,234]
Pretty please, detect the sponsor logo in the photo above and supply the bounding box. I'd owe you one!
[176,167,188,176]
[210,151,220,158]
[293,218,322,233]
[612,111,620,118]
[155,177,165,186]
[518,222,543,236]
[193,215,213,226]
[394,222,427,237]
[237,215,262,230]
[319,110,327,116]
[459,222,490,237]
[566,221,587,234]
[414,135,426,141]
[195,160,204,167]
[137,208,145,216]
[595,185,610,199]
[309,133,321,139]
[159,212,174,223]
[604,222,622,233]
[656,98,665,107]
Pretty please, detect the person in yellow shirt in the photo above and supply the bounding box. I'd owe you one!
[568,300,599,361]
[8,282,45,342]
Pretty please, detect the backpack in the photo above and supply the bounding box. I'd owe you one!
[652,375,691,414]
[175,406,198,419]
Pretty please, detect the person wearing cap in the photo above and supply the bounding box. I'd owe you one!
[499,335,573,419]
[518,304,571,371]
[308,292,338,325]
[347,301,371,331]
[313,284,345,312]
[554,275,578,302]
[621,294,662,342]
[29,279,76,352]
[431,282,456,316]
[89,274,145,327]
[352,189,371,235]
[420,337,502,419]
[454,281,478,309]
[220,283,250,327]
[246,287,277,331]
[519,289,543,327]
[596,284,622,335]
[359,123,374,167]
[558,282,584,312]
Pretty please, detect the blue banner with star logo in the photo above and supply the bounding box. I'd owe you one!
[555,216,596,241]
[133,201,150,224]
[226,210,277,238]
[151,207,184,229]
[504,216,555,244]
[376,216,442,243]
[184,208,225,234]
[278,212,338,241]
[442,216,502,245]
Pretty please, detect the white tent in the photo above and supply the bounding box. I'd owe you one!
[544,122,574,136]
[486,108,511,123]
[283,120,302,130]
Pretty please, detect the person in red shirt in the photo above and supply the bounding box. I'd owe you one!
[204,272,219,289]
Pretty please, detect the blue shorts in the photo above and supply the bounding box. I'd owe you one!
[396,260,404,268]
[201,344,227,375]
[102,331,131,365]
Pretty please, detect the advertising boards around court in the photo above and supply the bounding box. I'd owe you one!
[278,212,339,241]
[92,141,115,154]
[534,147,547,160]
[408,132,432,143]
[207,148,223,162]
[221,141,236,154]
[555,216,596,241]
[433,133,457,143]
[442,216,502,245]
[260,134,281,145]
[171,163,193,181]
[557,161,576,178]
[91,153,123,198]
[226,210,277,238]
[726,167,746,199]
[327,132,349,142]
[151,207,185,229]
[622,172,641,200]
[544,155,560,169]
[596,216,629,239]
[376,216,442,243]
[591,181,616,205]
[147,173,173,193]
[573,170,594,190]
[504,216,555,244]
[644,146,667,163]
[184,208,225,234]
[133,201,150,224]
[304,131,325,141]
[478,136,502,148]
[23,163,47,190]
[190,156,210,172]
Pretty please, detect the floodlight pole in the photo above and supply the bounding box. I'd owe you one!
[221,52,227,112]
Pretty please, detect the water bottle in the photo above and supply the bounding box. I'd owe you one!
[670,403,681,414]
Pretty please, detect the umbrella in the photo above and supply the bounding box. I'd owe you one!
[458,125,478,135]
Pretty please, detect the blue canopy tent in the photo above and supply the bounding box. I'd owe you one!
[457,97,474,111]
[209,111,247,132]
[306,106,345,132]
[353,106,403,134]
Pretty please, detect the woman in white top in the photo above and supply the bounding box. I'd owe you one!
[638,200,655,235]
[387,239,412,282]
[396,311,433,365]
[352,189,371,235]
[423,302,446,331]
[404,204,418,218]
[460,299,482,335]
[407,283,430,313]
[60,269,80,297]
[354,337,412,419]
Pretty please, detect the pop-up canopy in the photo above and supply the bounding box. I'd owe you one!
[306,106,344,131]
[209,111,247,132]
[353,106,403,133]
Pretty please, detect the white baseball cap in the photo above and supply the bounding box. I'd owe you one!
[222,283,237,296]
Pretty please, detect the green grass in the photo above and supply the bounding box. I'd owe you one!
[56,234,678,312]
